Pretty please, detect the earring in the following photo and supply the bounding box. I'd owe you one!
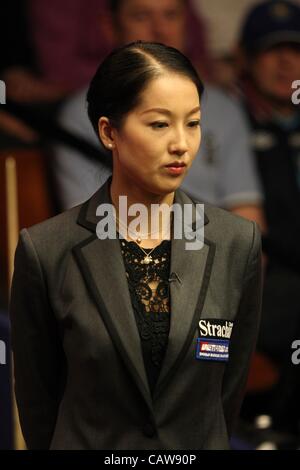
[108,143,113,149]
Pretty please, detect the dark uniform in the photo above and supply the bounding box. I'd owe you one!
[245,105,300,433]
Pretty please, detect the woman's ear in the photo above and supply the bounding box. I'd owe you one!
[98,117,115,150]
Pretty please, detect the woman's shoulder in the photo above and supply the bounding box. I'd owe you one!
[27,202,82,236]
[203,202,261,260]
[19,199,90,262]
[178,189,261,250]
[204,201,256,231]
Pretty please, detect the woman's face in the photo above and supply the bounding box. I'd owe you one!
[109,73,201,196]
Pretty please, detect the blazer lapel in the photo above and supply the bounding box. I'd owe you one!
[74,178,153,409]
[154,191,215,400]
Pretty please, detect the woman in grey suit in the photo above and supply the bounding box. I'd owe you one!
[10,41,262,450]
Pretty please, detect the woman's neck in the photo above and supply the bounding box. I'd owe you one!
[109,176,175,248]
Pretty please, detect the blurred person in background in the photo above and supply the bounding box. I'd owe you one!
[53,0,265,231]
[27,0,116,92]
[194,0,261,92]
[237,0,300,439]
[0,0,116,147]
[0,0,69,147]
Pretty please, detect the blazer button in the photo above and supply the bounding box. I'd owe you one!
[143,422,156,438]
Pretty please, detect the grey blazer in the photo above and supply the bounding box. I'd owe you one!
[10,178,262,450]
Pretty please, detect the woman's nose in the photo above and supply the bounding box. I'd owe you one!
[168,129,189,155]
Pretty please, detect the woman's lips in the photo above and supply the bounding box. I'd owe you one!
[164,164,186,175]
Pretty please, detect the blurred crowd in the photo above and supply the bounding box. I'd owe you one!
[1,0,300,450]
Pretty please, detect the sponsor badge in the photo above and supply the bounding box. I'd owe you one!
[195,319,233,362]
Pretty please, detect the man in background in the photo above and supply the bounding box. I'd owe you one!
[237,0,300,438]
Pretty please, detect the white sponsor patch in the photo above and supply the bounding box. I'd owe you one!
[198,319,233,339]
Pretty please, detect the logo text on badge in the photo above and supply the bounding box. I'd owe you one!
[196,337,229,362]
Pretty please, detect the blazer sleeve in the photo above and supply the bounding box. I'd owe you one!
[221,221,262,438]
[9,228,65,449]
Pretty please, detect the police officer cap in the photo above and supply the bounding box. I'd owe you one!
[239,0,300,54]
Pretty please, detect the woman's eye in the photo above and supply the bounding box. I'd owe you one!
[188,120,201,127]
[150,121,200,129]
[150,122,168,129]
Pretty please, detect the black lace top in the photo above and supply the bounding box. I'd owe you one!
[119,237,171,395]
